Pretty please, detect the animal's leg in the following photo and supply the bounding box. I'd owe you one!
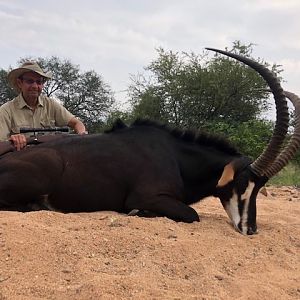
[125,195,199,223]
[0,148,64,211]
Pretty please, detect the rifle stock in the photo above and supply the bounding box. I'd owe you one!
[0,134,72,157]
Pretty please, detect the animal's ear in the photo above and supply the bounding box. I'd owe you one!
[216,157,252,188]
[217,162,235,187]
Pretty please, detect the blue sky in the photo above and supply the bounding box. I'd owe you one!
[0,0,299,117]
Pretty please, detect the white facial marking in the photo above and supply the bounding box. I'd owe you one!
[240,182,255,234]
[226,181,255,234]
[225,192,240,227]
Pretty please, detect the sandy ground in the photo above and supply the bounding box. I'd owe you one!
[0,186,299,300]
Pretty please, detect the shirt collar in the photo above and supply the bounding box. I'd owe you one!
[16,93,44,109]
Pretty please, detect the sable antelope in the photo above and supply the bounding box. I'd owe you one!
[0,49,299,235]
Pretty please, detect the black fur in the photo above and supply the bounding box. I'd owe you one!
[109,118,240,156]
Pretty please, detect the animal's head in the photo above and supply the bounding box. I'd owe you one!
[216,157,267,235]
[208,49,300,235]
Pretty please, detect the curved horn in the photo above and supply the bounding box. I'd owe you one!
[263,91,300,178]
[206,48,289,176]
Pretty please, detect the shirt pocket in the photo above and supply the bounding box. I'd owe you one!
[11,123,31,134]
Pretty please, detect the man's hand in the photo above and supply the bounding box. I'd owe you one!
[9,134,27,151]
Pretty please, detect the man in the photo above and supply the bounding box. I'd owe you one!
[0,61,87,150]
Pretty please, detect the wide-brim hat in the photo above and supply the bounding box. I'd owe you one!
[8,61,52,93]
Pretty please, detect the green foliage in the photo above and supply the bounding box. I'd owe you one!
[0,69,16,106]
[292,148,300,165]
[56,69,114,132]
[130,88,167,122]
[100,110,132,132]
[128,41,280,129]
[269,164,300,187]
[202,119,274,159]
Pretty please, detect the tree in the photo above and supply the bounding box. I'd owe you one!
[128,42,281,128]
[0,69,16,106]
[103,110,132,131]
[127,41,285,160]
[55,69,114,132]
[0,56,115,132]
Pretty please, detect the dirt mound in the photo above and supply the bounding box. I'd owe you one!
[0,186,299,299]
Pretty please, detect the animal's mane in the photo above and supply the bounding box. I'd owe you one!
[107,118,240,156]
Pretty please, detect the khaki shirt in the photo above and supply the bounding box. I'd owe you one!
[0,94,75,141]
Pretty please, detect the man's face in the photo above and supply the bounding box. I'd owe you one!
[17,72,45,102]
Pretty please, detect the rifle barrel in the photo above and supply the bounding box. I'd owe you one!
[20,127,69,134]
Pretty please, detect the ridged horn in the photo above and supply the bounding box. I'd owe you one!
[263,91,300,178]
[206,48,289,176]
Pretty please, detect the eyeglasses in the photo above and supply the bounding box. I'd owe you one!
[21,78,45,85]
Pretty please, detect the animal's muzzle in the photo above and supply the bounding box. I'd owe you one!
[237,222,257,235]
[247,225,257,235]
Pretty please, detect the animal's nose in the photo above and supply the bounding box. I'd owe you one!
[247,225,257,235]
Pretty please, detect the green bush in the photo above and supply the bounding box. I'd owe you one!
[203,119,273,160]
[269,163,300,187]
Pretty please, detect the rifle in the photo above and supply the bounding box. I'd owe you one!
[20,127,69,134]
[0,127,72,157]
